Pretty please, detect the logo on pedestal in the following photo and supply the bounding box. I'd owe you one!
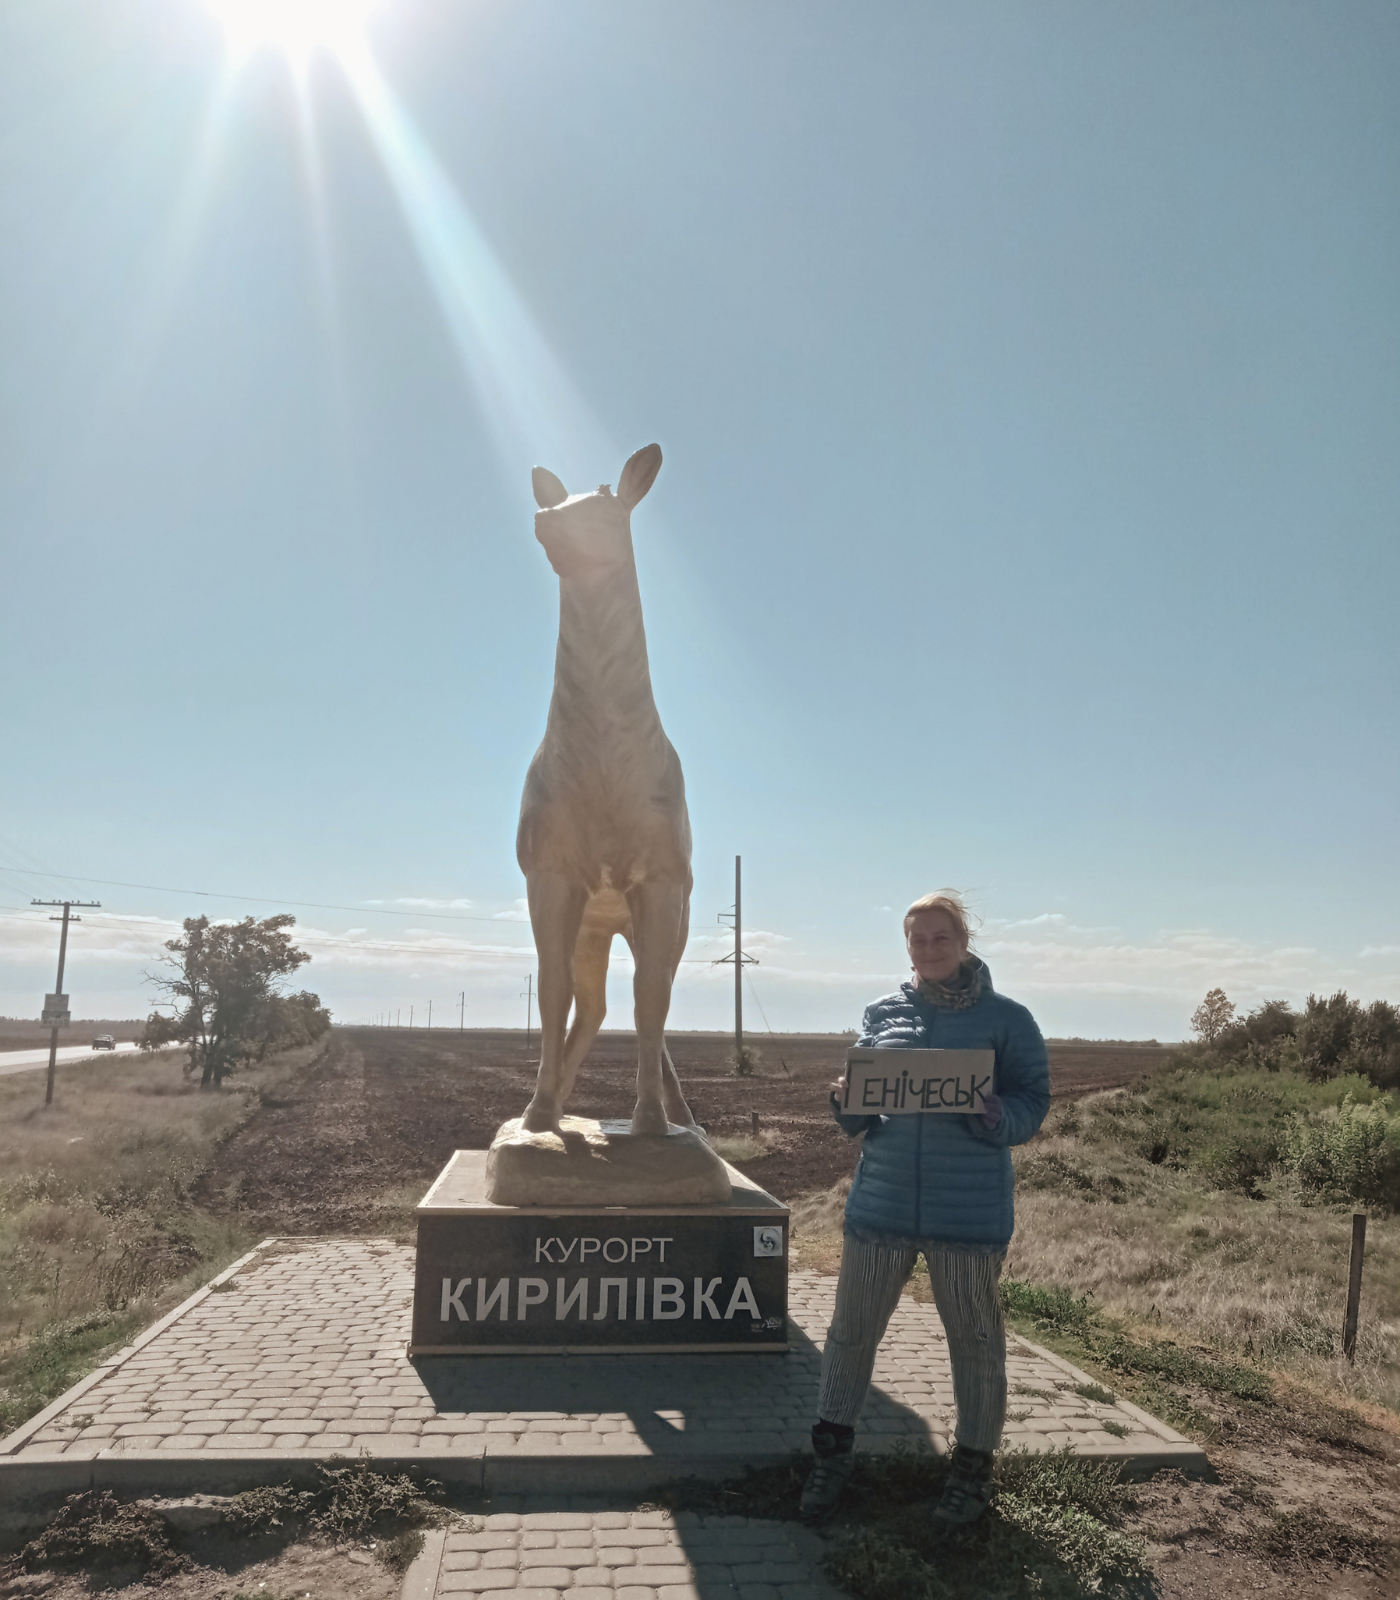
[753,1225,784,1258]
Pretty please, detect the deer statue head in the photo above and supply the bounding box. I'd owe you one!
[531,443,662,579]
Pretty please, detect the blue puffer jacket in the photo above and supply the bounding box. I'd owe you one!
[834,959,1050,1247]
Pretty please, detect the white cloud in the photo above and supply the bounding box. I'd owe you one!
[1360,945,1400,958]
[493,899,531,921]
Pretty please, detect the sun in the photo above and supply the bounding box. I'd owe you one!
[203,0,378,60]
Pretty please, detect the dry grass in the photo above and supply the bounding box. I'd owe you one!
[0,1042,325,1433]
[786,1080,1399,1418]
[788,1177,849,1275]
[1007,1094,1399,1413]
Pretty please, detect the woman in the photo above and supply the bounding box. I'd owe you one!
[801,891,1050,1528]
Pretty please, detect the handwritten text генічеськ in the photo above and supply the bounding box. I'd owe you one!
[843,1048,995,1115]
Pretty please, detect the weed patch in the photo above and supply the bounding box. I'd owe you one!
[1001,1280,1096,1335]
[1000,1272,1271,1440]
[1097,1335,1271,1403]
[15,1491,190,1581]
[668,1448,1150,1599]
[223,1460,444,1540]
[377,1528,426,1573]
[1072,1381,1118,1405]
[1256,1508,1391,1570]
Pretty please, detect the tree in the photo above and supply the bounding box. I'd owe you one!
[1190,988,1236,1046]
[143,914,323,1089]
[256,990,332,1059]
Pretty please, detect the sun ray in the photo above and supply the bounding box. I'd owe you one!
[334,33,615,479]
[288,57,363,524]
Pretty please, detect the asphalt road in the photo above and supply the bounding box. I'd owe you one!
[0,1039,147,1077]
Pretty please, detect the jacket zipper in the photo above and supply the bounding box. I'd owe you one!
[913,1002,932,1232]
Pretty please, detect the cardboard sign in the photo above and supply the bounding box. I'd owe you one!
[843,1048,995,1115]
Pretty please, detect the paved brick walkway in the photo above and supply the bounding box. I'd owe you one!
[414,1509,842,1600]
[0,1239,1203,1496]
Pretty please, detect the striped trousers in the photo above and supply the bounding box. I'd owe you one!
[816,1233,1007,1453]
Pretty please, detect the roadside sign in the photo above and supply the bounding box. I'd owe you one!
[42,993,71,1026]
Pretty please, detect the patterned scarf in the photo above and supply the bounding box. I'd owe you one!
[914,960,984,1011]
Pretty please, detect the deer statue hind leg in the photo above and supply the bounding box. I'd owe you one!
[626,878,689,1136]
[555,918,614,1109]
[659,891,701,1130]
[520,870,589,1134]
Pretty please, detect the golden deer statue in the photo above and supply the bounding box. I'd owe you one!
[515,444,702,1140]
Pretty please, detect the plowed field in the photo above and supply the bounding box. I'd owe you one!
[195,1027,1170,1234]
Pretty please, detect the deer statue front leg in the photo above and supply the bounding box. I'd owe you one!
[626,878,688,1136]
[520,871,588,1134]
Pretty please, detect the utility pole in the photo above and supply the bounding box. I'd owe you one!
[32,900,100,1107]
[459,991,466,1031]
[521,974,535,1059]
[734,855,742,1069]
[715,857,756,1069]
[428,999,433,1029]
[410,1004,414,1029]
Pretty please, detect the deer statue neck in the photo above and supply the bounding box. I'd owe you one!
[547,555,663,742]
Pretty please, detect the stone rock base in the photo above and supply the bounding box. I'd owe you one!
[484,1115,732,1206]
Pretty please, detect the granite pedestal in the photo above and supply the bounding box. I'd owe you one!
[411,1151,789,1356]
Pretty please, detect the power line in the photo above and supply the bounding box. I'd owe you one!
[0,866,733,935]
[0,868,527,925]
[0,903,736,962]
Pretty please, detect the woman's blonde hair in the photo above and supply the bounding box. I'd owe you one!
[903,890,975,947]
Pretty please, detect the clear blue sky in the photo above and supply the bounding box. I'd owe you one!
[1,0,1396,1040]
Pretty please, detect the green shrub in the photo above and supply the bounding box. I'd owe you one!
[1280,1096,1400,1207]
[1195,1131,1279,1196]
[1208,992,1400,1091]
[731,1045,762,1077]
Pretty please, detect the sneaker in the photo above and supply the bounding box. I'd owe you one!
[799,1430,856,1524]
[930,1443,995,1530]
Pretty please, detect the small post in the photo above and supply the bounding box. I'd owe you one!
[459,990,465,1031]
[751,1110,760,1138]
[521,974,535,1059]
[428,999,433,1029]
[1343,1212,1367,1364]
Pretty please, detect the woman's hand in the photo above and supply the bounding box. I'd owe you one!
[829,1075,848,1100]
[978,1091,1003,1131]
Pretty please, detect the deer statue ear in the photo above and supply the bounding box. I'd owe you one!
[617,443,662,510]
[532,466,569,509]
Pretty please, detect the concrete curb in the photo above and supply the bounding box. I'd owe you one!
[400,1527,447,1600]
[0,1243,1211,1503]
[1007,1331,1211,1478]
[0,1240,275,1465]
[0,1432,1207,1502]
